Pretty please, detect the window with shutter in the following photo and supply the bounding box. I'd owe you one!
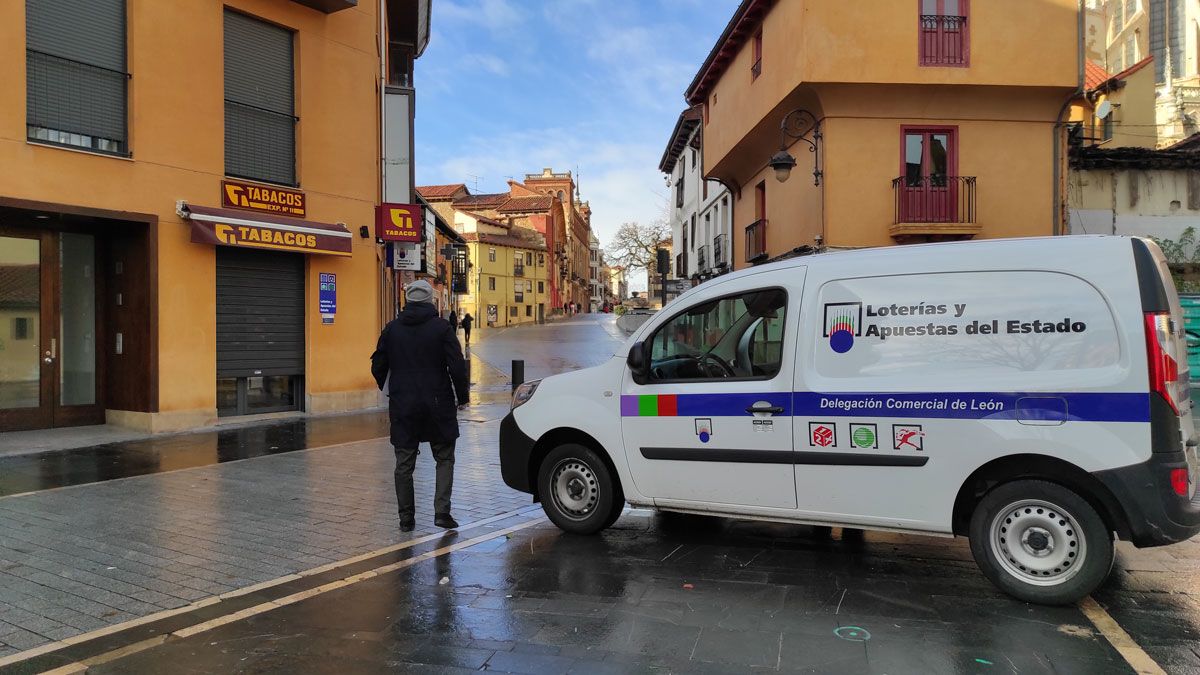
[26,0,128,155]
[224,10,297,186]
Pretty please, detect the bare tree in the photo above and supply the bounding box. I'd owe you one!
[605,219,671,273]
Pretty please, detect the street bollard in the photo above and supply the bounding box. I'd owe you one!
[511,359,524,392]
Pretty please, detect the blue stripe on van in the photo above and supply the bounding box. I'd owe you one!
[620,392,1150,423]
[791,392,1150,423]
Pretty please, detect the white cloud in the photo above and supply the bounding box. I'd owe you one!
[437,0,522,28]
[461,53,510,76]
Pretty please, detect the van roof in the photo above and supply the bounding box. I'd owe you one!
[722,235,1139,280]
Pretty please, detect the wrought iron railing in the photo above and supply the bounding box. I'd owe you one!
[513,263,525,277]
[713,234,728,268]
[696,245,708,273]
[745,219,767,263]
[919,15,967,66]
[892,175,976,224]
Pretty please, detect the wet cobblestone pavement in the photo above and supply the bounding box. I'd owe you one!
[0,316,1198,673]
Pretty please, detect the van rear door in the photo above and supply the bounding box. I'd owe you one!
[1135,238,1197,499]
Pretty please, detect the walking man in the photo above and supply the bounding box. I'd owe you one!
[460,312,474,346]
[371,280,468,532]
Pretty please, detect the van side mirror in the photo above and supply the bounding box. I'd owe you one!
[627,341,649,382]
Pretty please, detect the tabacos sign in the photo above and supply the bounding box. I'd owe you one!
[376,203,423,242]
[222,179,306,217]
[213,223,319,250]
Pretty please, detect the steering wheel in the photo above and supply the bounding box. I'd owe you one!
[696,352,736,378]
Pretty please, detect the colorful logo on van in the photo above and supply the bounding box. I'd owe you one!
[823,302,863,353]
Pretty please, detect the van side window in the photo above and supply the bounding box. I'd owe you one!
[648,289,786,381]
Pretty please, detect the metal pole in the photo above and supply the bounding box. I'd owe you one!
[511,359,524,392]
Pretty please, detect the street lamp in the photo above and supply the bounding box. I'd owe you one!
[769,108,822,186]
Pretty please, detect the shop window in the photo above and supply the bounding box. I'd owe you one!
[224,10,296,186]
[26,0,129,155]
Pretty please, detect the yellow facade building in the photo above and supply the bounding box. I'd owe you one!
[0,0,426,432]
[689,0,1080,267]
[454,213,550,329]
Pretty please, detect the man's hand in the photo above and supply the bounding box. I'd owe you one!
[457,402,469,410]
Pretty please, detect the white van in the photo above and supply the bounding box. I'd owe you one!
[499,236,1200,604]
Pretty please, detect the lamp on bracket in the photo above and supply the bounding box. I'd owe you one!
[768,109,822,186]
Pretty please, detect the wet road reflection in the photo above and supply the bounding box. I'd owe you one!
[0,412,391,497]
[84,509,1162,674]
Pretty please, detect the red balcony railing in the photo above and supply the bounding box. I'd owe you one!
[919,15,967,66]
[893,175,976,224]
[745,219,767,264]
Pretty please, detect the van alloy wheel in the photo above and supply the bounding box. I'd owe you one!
[990,499,1086,586]
[550,458,599,521]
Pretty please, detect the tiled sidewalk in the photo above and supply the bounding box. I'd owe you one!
[0,407,527,658]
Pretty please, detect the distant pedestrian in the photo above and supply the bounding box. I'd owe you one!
[371,280,468,532]
[448,310,459,331]
[460,313,474,346]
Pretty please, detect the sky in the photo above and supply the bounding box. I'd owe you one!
[414,0,740,264]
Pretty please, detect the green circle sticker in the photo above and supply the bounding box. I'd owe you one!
[852,426,875,448]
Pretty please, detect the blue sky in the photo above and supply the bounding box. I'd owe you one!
[414,0,739,255]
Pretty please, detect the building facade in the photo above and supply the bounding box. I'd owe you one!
[418,169,596,315]
[0,0,427,432]
[661,106,733,283]
[457,221,550,328]
[688,0,1079,269]
[1088,0,1200,145]
[608,266,629,303]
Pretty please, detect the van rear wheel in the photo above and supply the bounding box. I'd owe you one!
[969,480,1113,605]
[538,444,622,535]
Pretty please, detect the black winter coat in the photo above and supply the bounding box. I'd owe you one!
[371,302,469,448]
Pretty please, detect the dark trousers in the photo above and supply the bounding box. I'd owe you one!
[394,440,455,518]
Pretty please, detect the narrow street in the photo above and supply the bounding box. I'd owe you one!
[0,316,1196,674]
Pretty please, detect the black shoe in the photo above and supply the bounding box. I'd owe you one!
[434,513,459,529]
[399,517,415,532]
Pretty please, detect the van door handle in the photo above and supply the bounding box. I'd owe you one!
[746,404,784,415]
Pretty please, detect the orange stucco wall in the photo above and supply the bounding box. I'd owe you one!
[0,0,381,421]
[703,0,1079,267]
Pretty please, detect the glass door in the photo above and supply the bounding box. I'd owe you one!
[0,230,52,430]
[0,229,101,431]
[900,128,957,223]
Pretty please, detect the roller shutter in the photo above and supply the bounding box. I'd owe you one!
[216,248,304,377]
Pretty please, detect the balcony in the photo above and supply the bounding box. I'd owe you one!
[919,15,968,66]
[696,245,708,274]
[891,175,979,242]
[292,0,356,12]
[745,219,767,264]
[713,234,728,269]
[513,263,525,277]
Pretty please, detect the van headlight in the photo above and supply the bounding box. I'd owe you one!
[511,380,542,410]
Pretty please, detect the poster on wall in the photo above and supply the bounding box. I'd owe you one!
[318,273,336,324]
[487,304,498,325]
[389,242,422,271]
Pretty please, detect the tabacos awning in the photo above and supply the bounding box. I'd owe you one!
[178,202,352,257]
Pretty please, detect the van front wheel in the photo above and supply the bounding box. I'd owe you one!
[538,444,622,535]
[969,480,1113,605]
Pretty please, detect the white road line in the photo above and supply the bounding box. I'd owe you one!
[0,505,542,670]
[1078,596,1166,675]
